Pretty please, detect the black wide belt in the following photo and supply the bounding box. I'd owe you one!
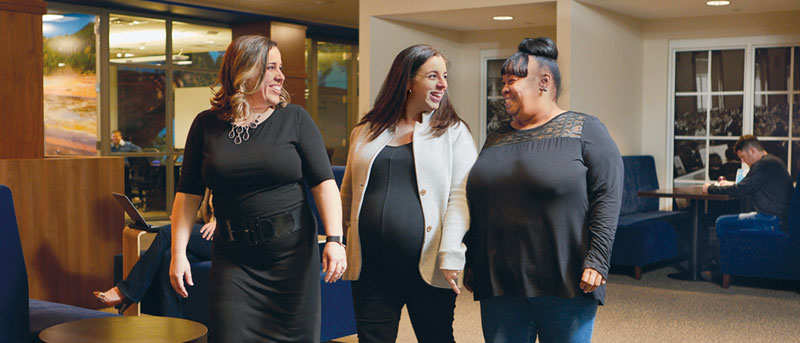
[219,206,303,246]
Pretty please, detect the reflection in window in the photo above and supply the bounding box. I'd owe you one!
[112,67,166,151]
[674,96,707,136]
[315,41,354,165]
[486,59,510,136]
[711,50,744,92]
[109,14,166,65]
[42,12,98,156]
[754,47,790,92]
[674,140,706,182]
[761,140,788,167]
[710,96,742,137]
[675,51,708,93]
[753,94,789,137]
[708,140,740,181]
[128,154,168,212]
[172,21,230,70]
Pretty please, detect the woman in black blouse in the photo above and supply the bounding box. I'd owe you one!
[169,35,346,342]
[465,37,623,342]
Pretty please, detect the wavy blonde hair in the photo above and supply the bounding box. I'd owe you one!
[211,35,291,122]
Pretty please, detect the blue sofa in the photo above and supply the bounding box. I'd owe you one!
[611,156,690,279]
[141,166,356,341]
[717,172,800,288]
[0,185,119,343]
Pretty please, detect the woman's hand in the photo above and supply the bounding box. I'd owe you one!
[200,220,216,240]
[169,254,193,298]
[322,242,347,283]
[579,267,606,293]
[441,269,461,295]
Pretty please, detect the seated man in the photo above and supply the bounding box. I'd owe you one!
[703,135,793,232]
[700,135,793,280]
[111,130,143,197]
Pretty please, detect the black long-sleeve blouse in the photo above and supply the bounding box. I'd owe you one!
[466,111,623,304]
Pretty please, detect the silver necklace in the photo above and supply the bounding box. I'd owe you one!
[228,112,265,145]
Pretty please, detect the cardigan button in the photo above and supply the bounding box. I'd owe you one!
[420,189,427,196]
[426,226,432,232]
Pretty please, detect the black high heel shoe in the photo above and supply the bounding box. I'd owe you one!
[115,298,133,315]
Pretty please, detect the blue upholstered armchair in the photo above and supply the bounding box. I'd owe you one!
[1,185,119,343]
[717,173,800,288]
[611,156,690,279]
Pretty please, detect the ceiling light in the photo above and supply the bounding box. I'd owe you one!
[706,0,730,6]
[42,14,64,22]
[493,16,514,21]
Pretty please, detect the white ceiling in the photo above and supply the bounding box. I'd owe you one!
[142,1,800,32]
[382,3,558,32]
[577,0,800,20]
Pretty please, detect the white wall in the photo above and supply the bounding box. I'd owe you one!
[565,1,644,156]
[640,10,800,190]
[360,0,556,144]
[364,14,556,146]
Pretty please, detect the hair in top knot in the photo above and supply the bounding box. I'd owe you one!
[501,36,561,98]
[518,37,558,60]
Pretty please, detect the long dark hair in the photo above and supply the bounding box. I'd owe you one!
[359,44,465,139]
[501,37,561,98]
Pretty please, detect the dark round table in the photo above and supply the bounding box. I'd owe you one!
[39,316,207,343]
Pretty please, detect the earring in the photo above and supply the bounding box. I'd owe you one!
[407,89,412,95]
[540,87,547,92]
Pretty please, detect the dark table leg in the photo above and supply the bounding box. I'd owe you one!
[669,198,702,281]
[690,198,700,281]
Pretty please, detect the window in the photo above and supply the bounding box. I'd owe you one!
[45,5,230,218]
[305,39,358,166]
[669,38,800,187]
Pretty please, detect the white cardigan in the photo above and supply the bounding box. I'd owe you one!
[340,112,478,288]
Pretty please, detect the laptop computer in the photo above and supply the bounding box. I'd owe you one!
[112,192,168,232]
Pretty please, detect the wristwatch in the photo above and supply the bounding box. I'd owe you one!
[326,235,345,247]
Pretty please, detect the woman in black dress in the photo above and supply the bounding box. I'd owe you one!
[465,37,623,343]
[169,35,347,342]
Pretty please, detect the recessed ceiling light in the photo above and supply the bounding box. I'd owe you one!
[493,16,514,21]
[706,0,730,6]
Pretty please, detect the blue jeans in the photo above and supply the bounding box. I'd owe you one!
[480,295,598,343]
[117,224,211,316]
[716,212,783,233]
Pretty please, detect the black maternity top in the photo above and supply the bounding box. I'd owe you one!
[466,111,623,305]
[358,143,425,275]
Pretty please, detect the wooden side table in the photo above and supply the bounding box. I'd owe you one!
[40,316,207,343]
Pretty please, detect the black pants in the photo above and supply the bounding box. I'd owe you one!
[351,268,457,343]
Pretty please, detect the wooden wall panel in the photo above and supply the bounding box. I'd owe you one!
[0,1,45,158]
[232,21,308,108]
[272,22,308,108]
[231,21,271,39]
[0,157,125,308]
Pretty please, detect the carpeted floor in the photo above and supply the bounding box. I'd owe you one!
[328,262,800,342]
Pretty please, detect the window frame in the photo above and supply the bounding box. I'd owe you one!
[667,35,800,191]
